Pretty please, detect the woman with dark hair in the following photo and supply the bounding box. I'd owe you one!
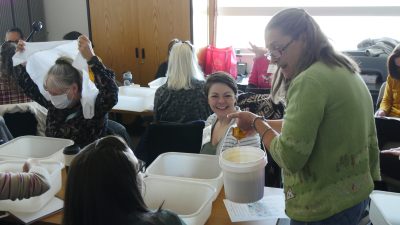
[200,72,259,155]
[154,38,181,79]
[11,35,118,148]
[229,8,380,225]
[63,135,185,225]
[376,44,400,117]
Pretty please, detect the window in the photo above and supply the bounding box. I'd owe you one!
[216,0,400,51]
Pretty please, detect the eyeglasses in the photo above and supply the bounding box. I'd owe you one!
[267,39,294,59]
[137,159,146,173]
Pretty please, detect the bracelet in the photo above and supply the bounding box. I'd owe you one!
[251,116,264,132]
[260,126,272,140]
[87,56,98,67]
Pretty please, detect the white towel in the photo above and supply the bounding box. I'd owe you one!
[12,41,99,119]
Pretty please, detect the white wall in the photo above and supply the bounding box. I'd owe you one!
[42,0,89,41]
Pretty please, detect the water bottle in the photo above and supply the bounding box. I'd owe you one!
[123,71,133,86]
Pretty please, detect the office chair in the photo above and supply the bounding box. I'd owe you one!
[135,121,205,165]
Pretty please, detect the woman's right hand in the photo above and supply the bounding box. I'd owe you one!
[375,109,387,117]
[228,111,258,134]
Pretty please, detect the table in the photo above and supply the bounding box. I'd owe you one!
[3,170,286,225]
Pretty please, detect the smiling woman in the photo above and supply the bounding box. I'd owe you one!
[200,72,260,155]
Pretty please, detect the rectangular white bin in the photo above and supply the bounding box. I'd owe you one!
[148,77,167,89]
[143,176,215,225]
[146,152,223,200]
[0,136,74,164]
[113,86,156,112]
[0,160,63,213]
[370,190,400,225]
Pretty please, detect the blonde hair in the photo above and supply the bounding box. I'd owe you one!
[44,57,82,92]
[166,42,204,90]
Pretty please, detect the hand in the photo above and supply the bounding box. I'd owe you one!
[16,40,26,53]
[22,159,39,172]
[381,148,400,157]
[249,42,267,58]
[78,35,95,61]
[227,111,258,134]
[375,109,387,117]
[23,161,31,172]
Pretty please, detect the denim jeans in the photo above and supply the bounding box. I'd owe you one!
[290,199,369,225]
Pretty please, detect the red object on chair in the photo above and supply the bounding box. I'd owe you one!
[204,45,237,79]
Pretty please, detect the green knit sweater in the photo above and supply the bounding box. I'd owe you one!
[270,61,381,221]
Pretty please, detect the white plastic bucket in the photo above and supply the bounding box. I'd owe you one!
[219,146,267,203]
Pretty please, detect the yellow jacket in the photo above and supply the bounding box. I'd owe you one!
[380,75,400,117]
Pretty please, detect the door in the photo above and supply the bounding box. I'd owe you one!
[136,0,191,85]
[89,0,191,86]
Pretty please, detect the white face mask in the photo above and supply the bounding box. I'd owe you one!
[49,92,72,109]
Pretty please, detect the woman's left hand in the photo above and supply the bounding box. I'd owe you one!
[78,35,95,61]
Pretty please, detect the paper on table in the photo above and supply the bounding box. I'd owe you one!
[9,197,63,224]
[224,195,287,222]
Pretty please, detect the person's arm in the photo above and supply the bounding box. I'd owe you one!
[368,118,381,180]
[378,76,394,116]
[11,41,50,108]
[248,57,261,87]
[0,166,50,200]
[79,35,119,114]
[266,119,283,133]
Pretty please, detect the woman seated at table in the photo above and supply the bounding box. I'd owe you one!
[10,35,118,148]
[200,72,260,155]
[153,41,212,123]
[63,135,186,225]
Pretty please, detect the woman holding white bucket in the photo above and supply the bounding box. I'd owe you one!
[229,8,380,225]
[200,72,260,155]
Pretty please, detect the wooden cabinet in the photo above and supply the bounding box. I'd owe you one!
[88,0,192,85]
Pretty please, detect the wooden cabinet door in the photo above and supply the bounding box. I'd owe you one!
[89,0,140,81]
[89,0,191,85]
[136,0,191,85]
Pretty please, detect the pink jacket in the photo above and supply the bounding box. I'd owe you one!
[248,56,272,89]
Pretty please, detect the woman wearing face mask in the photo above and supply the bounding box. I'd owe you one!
[200,72,260,155]
[11,35,118,148]
[63,135,186,225]
[229,8,380,225]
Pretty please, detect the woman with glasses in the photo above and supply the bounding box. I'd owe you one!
[153,41,212,123]
[63,135,186,225]
[229,8,380,225]
[9,35,118,148]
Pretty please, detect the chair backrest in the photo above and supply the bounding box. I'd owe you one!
[135,121,205,165]
[3,112,37,137]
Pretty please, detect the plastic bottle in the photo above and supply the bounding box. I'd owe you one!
[123,71,133,86]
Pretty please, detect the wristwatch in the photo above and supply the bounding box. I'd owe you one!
[87,56,98,67]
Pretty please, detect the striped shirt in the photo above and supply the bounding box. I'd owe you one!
[201,109,261,155]
[0,166,50,200]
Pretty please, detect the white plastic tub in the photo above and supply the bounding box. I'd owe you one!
[113,86,156,112]
[148,77,167,89]
[370,190,400,225]
[0,160,63,213]
[0,136,74,164]
[146,152,223,200]
[143,176,215,225]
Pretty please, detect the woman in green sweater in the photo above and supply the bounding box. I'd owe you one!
[229,8,380,225]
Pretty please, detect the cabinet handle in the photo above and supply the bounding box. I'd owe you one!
[141,48,145,64]
[135,48,139,64]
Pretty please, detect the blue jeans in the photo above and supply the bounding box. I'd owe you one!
[290,199,369,225]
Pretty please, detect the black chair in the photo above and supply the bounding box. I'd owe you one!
[135,121,205,165]
[3,112,37,137]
